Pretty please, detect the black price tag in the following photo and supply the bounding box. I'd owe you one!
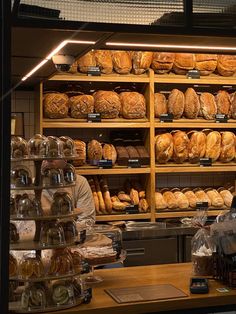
[160,113,173,122]
[98,159,113,169]
[187,70,200,79]
[200,158,212,167]
[125,204,139,214]
[128,159,141,168]
[215,114,228,123]
[87,113,101,122]
[87,66,101,76]
[196,202,209,209]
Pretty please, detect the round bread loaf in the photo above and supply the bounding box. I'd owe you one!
[173,191,189,209]
[102,143,117,165]
[94,50,113,74]
[87,140,103,165]
[111,50,132,74]
[168,89,184,119]
[215,90,231,116]
[93,90,121,118]
[188,131,206,163]
[173,53,195,75]
[120,91,146,119]
[172,130,189,163]
[205,131,221,162]
[155,133,173,164]
[132,51,153,75]
[184,88,200,119]
[154,93,167,118]
[70,94,94,118]
[151,52,175,74]
[217,55,236,76]
[77,51,96,73]
[195,54,217,76]
[155,192,168,209]
[43,93,69,119]
[219,131,235,162]
[200,92,217,120]
[73,140,86,166]
[162,191,178,209]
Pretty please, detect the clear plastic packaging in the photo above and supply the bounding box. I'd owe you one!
[18,253,45,279]
[11,136,28,159]
[21,283,47,310]
[50,191,74,215]
[40,221,65,247]
[28,134,46,158]
[15,193,43,218]
[48,249,74,276]
[10,222,20,243]
[51,280,75,306]
[9,253,18,277]
[61,220,78,243]
[39,136,64,158]
[59,136,76,157]
[10,165,33,188]
[63,163,76,184]
[41,167,64,187]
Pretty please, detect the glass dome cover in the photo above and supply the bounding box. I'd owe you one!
[18,253,45,279]
[41,166,64,187]
[40,221,65,247]
[59,136,76,157]
[51,191,74,215]
[16,193,43,218]
[21,283,47,310]
[10,165,33,188]
[39,136,64,158]
[63,163,76,184]
[28,134,47,158]
[11,136,28,159]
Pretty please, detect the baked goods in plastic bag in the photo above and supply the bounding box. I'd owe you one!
[48,249,74,276]
[15,193,43,217]
[42,166,64,187]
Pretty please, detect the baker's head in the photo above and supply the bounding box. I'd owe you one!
[42,159,67,169]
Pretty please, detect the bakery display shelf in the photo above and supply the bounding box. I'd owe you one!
[154,73,236,85]
[75,166,151,175]
[10,240,77,251]
[42,118,150,129]
[11,182,75,191]
[49,72,150,83]
[155,119,236,129]
[11,156,79,162]
[95,213,151,222]
[155,162,236,173]
[10,209,82,221]
[155,209,228,219]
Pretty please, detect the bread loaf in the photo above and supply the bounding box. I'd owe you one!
[99,177,112,213]
[93,90,121,119]
[70,95,94,119]
[167,89,184,119]
[135,146,150,165]
[154,93,168,118]
[73,140,86,166]
[188,131,206,163]
[205,189,224,207]
[120,92,146,119]
[118,192,131,202]
[172,130,189,163]
[112,201,126,211]
[102,144,117,165]
[151,52,175,74]
[94,176,106,214]
[194,189,211,206]
[94,50,113,74]
[130,188,139,205]
[138,198,149,212]
[155,133,173,164]
[155,192,168,210]
[200,93,217,120]
[173,191,189,209]
[230,92,236,119]
[218,189,233,207]
[87,140,102,165]
[163,191,178,209]
[215,90,231,116]
[219,131,235,162]
[77,51,96,73]
[88,178,100,214]
[126,146,139,159]
[217,55,236,76]
[173,53,195,75]
[132,51,153,75]
[116,146,129,166]
[205,131,221,162]
[195,54,217,76]
[183,190,198,208]
[111,51,132,74]
[43,93,69,119]
[184,88,200,119]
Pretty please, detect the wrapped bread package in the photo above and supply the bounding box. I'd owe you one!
[94,50,113,74]
[205,131,221,162]
[194,54,217,76]
[102,143,117,165]
[172,130,189,163]
[155,133,173,164]
[87,140,103,165]
[111,50,132,74]
[70,94,94,118]
[43,93,69,119]
[188,131,206,163]
[77,51,96,73]
[215,90,231,116]
[73,140,86,166]
[93,90,121,118]
[230,92,236,119]
[132,51,153,75]
[162,191,178,209]
[219,131,235,162]
[184,88,200,119]
[217,55,236,76]
[155,192,168,210]
[200,93,217,120]
[173,53,195,75]
[151,52,175,74]
[120,92,146,119]
[167,89,185,119]
[154,93,168,118]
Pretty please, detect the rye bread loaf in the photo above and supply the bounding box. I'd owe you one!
[154,93,168,118]
[93,90,121,119]
[215,90,231,116]
[151,52,175,74]
[184,88,200,119]
[116,146,129,166]
[200,92,217,120]
[43,93,69,119]
[230,92,236,119]
[167,89,185,119]
[120,92,146,119]
[70,95,94,119]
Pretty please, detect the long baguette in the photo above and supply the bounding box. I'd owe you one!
[88,178,100,215]
[99,176,113,213]
[93,176,106,214]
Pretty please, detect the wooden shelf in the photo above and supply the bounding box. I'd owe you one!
[96,213,151,221]
[155,162,236,173]
[10,240,76,251]
[155,209,227,219]
[155,119,236,129]
[75,166,150,175]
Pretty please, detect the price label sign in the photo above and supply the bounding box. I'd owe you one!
[125,204,139,214]
[196,202,209,209]
[87,113,101,122]
[87,66,101,76]
[187,70,200,79]
[200,158,212,167]
[160,113,173,123]
[98,159,113,169]
[215,114,228,123]
[128,159,141,168]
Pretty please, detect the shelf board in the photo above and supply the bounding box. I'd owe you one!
[96,213,151,221]
[10,240,76,251]
[42,118,150,129]
[155,162,236,173]
[155,209,228,219]
[154,73,236,85]
[155,119,236,129]
[75,166,150,175]
[49,72,150,83]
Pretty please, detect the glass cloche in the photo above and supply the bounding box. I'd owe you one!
[11,136,28,159]
[10,165,33,188]
[28,134,46,158]
[39,136,64,158]
[59,136,76,157]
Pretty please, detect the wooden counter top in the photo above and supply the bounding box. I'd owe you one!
[47,263,236,314]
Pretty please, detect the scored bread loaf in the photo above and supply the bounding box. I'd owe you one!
[116,146,129,166]
[155,133,173,164]
[215,90,231,116]
[73,140,86,166]
[194,189,211,206]
[87,140,103,165]
[188,131,206,163]
[102,144,117,165]
[111,50,132,74]
[138,198,149,212]
[205,189,224,207]
[183,190,198,208]
[173,191,189,209]
[93,90,121,119]
[43,93,69,119]
[219,131,235,162]
[118,191,131,202]
[172,130,189,163]
[162,191,178,209]
[205,131,221,162]
[173,53,195,75]
[230,92,236,119]
[77,51,96,73]
[99,177,112,213]
[217,55,236,77]
[218,188,233,207]
[70,95,94,119]
[132,51,153,75]
[120,92,146,119]
[167,89,185,119]
[112,201,126,211]
[130,188,139,205]
[194,54,217,76]
[154,93,168,118]
[151,52,175,74]
[184,88,200,119]
[94,50,113,74]
[155,192,168,210]
[200,92,217,120]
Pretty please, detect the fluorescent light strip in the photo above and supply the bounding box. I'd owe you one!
[106,42,236,51]
[21,40,96,81]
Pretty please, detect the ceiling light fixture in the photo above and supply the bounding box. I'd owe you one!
[106,42,236,51]
[21,40,96,81]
